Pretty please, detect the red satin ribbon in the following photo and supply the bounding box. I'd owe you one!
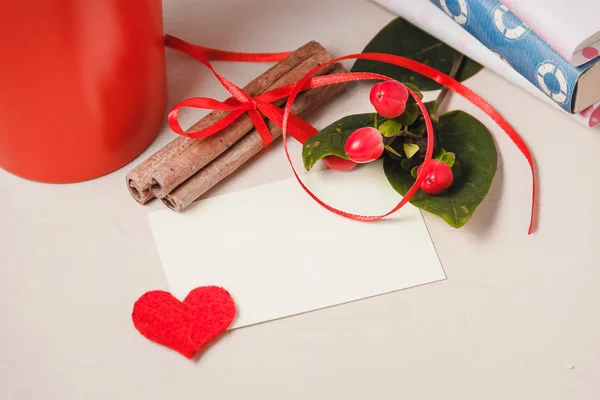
[164,34,536,234]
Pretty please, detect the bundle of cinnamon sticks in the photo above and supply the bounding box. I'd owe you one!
[126,41,348,211]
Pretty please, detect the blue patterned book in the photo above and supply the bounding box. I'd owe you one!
[429,0,600,113]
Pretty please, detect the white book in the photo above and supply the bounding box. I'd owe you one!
[502,0,600,66]
[372,0,600,129]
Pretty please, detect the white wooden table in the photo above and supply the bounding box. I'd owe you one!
[2,0,599,398]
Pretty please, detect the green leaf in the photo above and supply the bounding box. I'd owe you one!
[302,114,379,170]
[351,17,482,91]
[383,110,497,228]
[302,130,352,170]
[425,100,438,116]
[439,151,456,167]
[403,83,423,101]
[410,165,419,179]
[403,143,420,159]
[435,148,447,157]
[378,119,402,137]
[396,103,419,126]
[400,158,413,171]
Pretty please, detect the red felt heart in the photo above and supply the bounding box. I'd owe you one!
[132,286,236,359]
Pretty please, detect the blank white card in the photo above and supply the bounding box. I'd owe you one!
[147,161,445,329]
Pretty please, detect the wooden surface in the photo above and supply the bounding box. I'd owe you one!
[1,0,599,398]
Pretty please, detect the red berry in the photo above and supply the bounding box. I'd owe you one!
[323,155,357,171]
[417,160,453,195]
[344,127,384,163]
[370,80,409,118]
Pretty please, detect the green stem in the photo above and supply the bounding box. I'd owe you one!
[402,130,424,140]
[384,145,403,158]
[374,114,379,128]
[434,54,465,114]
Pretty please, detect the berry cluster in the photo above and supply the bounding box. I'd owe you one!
[329,80,454,196]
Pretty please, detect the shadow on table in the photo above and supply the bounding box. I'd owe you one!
[462,141,506,239]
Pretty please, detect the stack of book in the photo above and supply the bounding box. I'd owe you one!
[373,0,600,128]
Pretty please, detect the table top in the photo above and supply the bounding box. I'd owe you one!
[2,0,599,398]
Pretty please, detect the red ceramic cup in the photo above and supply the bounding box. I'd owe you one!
[0,0,167,183]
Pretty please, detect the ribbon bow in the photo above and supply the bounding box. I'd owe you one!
[164,35,536,234]
[165,35,320,146]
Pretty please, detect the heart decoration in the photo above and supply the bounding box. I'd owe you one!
[132,286,236,359]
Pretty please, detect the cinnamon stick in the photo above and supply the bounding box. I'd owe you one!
[149,48,333,199]
[161,63,349,212]
[125,40,326,204]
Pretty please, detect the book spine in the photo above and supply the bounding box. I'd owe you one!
[429,0,585,113]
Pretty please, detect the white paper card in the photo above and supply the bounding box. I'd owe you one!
[147,162,445,329]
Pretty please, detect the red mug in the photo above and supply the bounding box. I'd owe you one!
[0,0,167,183]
